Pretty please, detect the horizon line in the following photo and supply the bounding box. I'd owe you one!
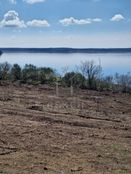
[0,47,131,49]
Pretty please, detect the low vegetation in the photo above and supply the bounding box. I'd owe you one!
[0,61,131,94]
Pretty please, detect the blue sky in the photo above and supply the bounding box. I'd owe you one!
[0,0,131,48]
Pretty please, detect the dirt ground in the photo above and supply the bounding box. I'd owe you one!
[0,84,131,174]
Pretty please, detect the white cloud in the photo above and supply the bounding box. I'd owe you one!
[59,17,91,26]
[0,11,26,28]
[59,17,102,26]
[0,11,50,28]
[23,0,46,4]
[9,0,17,3]
[27,19,50,27]
[110,14,125,22]
[92,18,102,22]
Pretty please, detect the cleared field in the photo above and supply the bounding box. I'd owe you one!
[0,84,131,174]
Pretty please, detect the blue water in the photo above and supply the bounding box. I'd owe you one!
[0,52,131,75]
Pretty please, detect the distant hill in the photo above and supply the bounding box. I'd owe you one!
[0,48,131,54]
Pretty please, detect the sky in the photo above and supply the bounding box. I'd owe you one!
[0,0,131,48]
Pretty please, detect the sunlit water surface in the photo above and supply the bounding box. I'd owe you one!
[0,53,131,75]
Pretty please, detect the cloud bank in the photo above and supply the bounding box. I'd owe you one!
[0,11,50,28]
[27,19,50,27]
[59,17,102,26]
[0,11,126,29]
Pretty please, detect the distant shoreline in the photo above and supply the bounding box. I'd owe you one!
[0,48,131,54]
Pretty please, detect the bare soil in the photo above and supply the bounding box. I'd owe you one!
[0,84,131,174]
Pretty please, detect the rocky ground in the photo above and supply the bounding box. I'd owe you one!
[0,84,131,174]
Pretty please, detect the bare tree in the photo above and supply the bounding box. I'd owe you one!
[61,65,69,77]
[80,60,102,89]
[115,72,131,93]
[0,62,11,81]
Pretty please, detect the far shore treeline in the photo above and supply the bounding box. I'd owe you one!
[0,61,131,94]
[0,48,131,54]
[0,50,2,55]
